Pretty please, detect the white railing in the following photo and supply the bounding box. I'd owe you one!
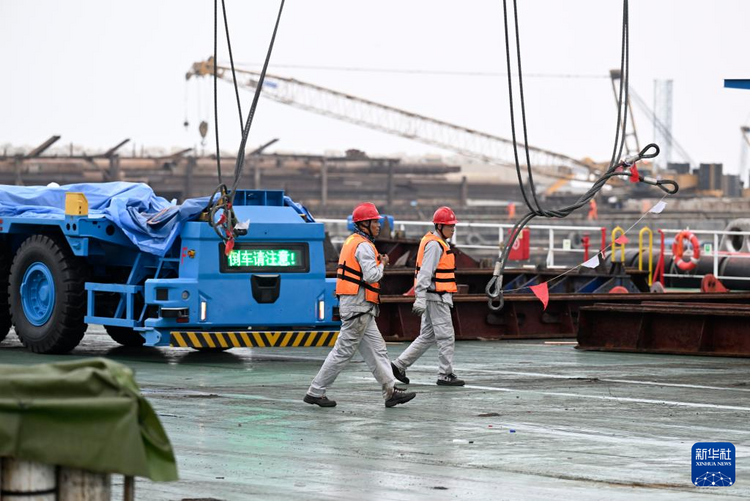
[659,228,750,283]
[319,218,750,285]
[318,218,604,269]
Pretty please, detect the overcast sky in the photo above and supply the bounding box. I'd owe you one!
[1,1,749,173]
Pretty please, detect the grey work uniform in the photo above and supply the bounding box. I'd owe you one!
[308,238,397,400]
[394,231,455,377]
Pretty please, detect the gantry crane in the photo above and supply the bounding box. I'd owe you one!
[186,57,598,186]
[609,70,695,167]
[724,80,750,186]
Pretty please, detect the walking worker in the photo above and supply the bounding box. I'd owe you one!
[587,198,598,221]
[507,201,516,220]
[391,206,465,386]
[304,203,417,408]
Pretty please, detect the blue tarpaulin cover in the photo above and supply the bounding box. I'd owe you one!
[0,182,315,257]
[284,195,315,222]
[0,182,208,256]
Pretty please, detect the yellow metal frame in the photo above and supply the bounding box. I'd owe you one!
[170,330,339,349]
[611,226,626,263]
[638,226,654,286]
[64,192,89,216]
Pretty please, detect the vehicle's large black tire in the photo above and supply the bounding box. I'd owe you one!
[9,235,88,354]
[0,242,11,343]
[105,326,145,347]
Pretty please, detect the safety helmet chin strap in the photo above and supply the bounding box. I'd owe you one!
[435,223,448,241]
[356,220,376,240]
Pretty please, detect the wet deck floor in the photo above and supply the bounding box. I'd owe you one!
[1,327,749,500]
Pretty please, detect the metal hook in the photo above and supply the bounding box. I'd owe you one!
[488,295,505,311]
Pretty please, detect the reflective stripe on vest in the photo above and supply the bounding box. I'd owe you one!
[415,232,457,293]
[335,233,381,304]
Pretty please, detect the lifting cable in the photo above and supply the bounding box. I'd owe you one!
[206,0,286,252]
[485,0,678,310]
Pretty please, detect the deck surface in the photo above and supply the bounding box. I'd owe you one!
[1,327,749,500]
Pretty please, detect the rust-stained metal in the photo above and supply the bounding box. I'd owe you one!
[377,292,750,342]
[577,300,750,357]
[701,273,730,293]
[377,294,575,341]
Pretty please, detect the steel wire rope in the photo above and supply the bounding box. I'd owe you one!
[204,0,229,240]
[221,0,244,132]
[228,0,285,201]
[485,0,677,310]
[206,0,248,240]
[206,0,286,243]
[204,0,229,238]
[213,0,223,187]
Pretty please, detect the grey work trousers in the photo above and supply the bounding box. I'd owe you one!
[308,313,396,400]
[395,300,455,376]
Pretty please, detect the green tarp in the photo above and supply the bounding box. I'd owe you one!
[0,358,178,481]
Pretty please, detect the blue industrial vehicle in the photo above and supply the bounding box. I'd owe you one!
[0,182,340,354]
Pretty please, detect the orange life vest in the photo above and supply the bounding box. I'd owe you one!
[415,233,457,293]
[335,233,381,303]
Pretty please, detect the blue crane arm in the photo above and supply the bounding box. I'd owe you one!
[724,79,750,90]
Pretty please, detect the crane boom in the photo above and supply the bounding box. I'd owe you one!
[187,58,595,182]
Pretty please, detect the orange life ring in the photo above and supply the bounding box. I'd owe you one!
[672,230,701,271]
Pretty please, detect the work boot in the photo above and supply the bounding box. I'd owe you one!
[303,394,337,407]
[391,362,410,384]
[385,386,416,408]
[437,373,465,386]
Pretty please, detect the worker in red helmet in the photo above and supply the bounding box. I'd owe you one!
[305,203,416,408]
[391,206,465,386]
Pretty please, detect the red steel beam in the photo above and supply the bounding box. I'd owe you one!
[577,301,750,357]
[378,293,750,342]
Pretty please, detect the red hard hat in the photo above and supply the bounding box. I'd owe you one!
[433,206,458,225]
[352,202,381,222]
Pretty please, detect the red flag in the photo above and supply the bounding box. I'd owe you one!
[614,235,629,245]
[225,238,235,255]
[629,163,639,183]
[530,282,549,310]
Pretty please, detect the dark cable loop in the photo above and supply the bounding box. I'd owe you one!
[501,0,536,212]
[489,0,636,311]
[229,0,286,204]
[487,160,676,311]
[512,0,545,216]
[499,0,630,220]
[206,0,286,243]
[487,1,681,311]
[656,179,679,195]
[638,143,660,159]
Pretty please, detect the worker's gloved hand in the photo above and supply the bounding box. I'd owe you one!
[412,297,426,316]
